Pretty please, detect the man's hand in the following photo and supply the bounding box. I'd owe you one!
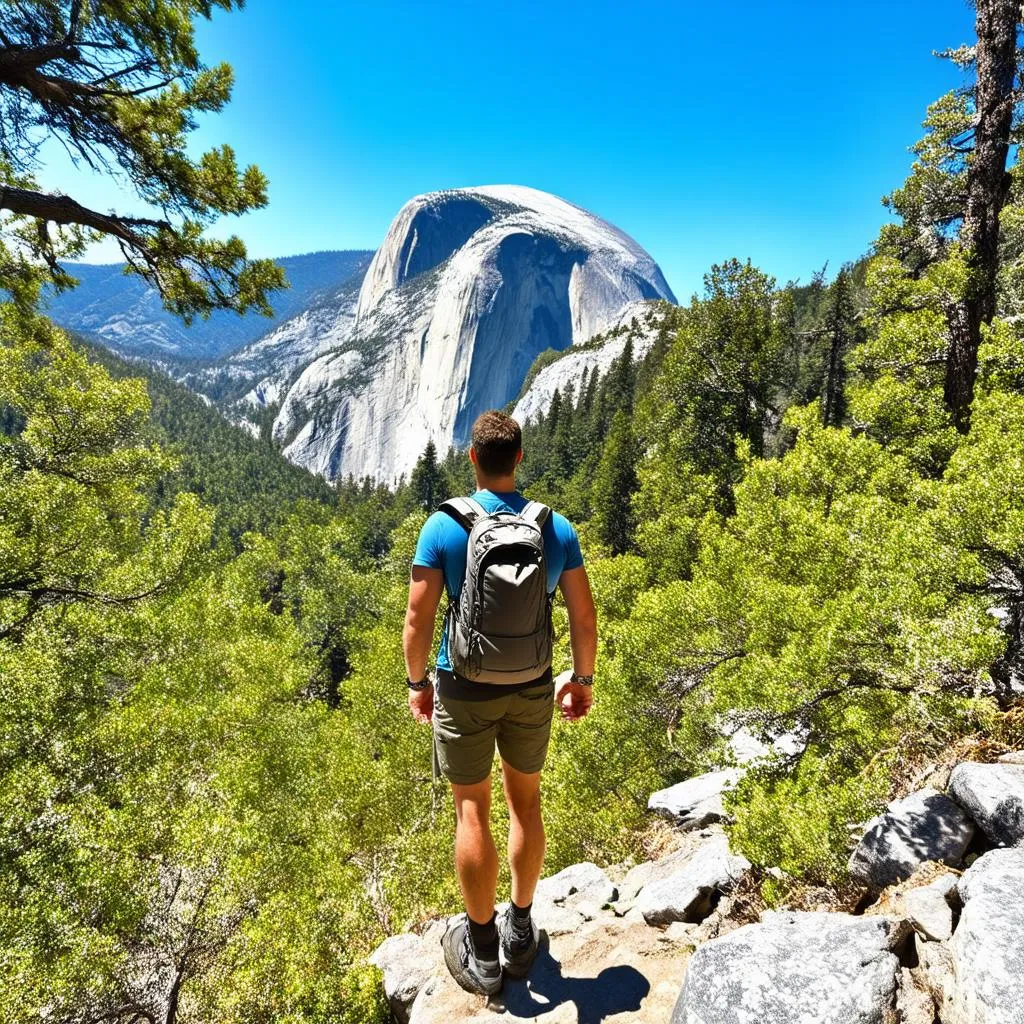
[408,685,434,724]
[555,669,593,721]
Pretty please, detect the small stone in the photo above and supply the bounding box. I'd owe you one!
[847,788,974,890]
[903,874,958,941]
[948,762,1024,847]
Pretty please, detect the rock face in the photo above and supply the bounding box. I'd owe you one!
[636,834,750,927]
[847,788,975,890]
[947,762,1024,847]
[670,911,905,1024]
[270,186,676,482]
[949,847,1024,1024]
[647,769,743,830]
[510,300,674,425]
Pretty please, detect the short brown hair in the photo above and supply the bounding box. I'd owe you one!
[471,410,522,475]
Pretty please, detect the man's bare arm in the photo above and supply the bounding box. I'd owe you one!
[556,565,597,720]
[403,565,444,682]
[559,565,597,676]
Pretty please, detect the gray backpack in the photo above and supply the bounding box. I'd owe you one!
[440,496,553,684]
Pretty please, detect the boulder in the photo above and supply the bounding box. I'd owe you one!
[948,762,1024,847]
[647,769,743,830]
[949,847,1024,1023]
[726,725,806,765]
[533,862,617,906]
[996,750,1024,765]
[636,834,750,926]
[903,873,958,942]
[369,933,434,1024]
[847,788,974,890]
[617,843,706,903]
[670,911,905,1024]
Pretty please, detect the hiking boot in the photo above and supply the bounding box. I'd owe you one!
[441,915,503,996]
[498,904,540,979]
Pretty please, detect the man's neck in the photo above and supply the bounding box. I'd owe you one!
[474,475,517,494]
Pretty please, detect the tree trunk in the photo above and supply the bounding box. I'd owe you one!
[943,0,1019,431]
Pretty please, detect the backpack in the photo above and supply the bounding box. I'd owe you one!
[439,496,553,684]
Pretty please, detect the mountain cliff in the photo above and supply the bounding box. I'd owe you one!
[269,186,676,482]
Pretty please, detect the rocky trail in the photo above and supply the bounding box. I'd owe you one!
[371,748,1024,1024]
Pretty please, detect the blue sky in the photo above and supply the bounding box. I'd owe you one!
[40,0,977,300]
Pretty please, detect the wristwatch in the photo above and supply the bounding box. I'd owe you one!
[570,672,594,686]
[407,675,432,691]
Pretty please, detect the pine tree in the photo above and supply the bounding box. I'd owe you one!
[591,409,639,555]
[409,441,450,510]
[822,266,855,427]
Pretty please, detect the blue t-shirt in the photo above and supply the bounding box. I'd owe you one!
[412,490,584,673]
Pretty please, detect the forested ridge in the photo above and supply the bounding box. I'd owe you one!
[4,1,1024,1022]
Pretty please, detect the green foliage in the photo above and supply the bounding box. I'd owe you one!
[86,340,336,544]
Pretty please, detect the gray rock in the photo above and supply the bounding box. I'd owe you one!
[948,762,1024,847]
[904,873,959,941]
[647,769,743,830]
[636,834,750,926]
[949,847,1024,1023]
[670,911,904,1024]
[617,846,695,902]
[848,788,974,890]
[726,725,806,765]
[369,933,433,1024]
[997,750,1024,765]
[531,899,585,937]
[533,861,617,906]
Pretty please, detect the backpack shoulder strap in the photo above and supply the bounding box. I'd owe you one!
[439,496,489,532]
[520,500,551,529]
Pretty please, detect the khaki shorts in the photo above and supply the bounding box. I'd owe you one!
[432,681,555,785]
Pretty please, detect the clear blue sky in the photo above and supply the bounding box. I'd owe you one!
[40,0,977,299]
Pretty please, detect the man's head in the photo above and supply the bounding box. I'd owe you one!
[470,410,522,480]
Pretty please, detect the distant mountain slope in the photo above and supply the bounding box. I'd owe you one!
[512,299,679,424]
[46,250,374,362]
[82,340,335,544]
[268,186,677,482]
[185,262,370,407]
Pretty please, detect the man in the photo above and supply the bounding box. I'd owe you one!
[403,410,597,997]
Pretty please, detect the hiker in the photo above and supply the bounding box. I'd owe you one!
[403,410,597,996]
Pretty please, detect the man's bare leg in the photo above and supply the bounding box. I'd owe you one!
[451,776,499,925]
[501,761,545,907]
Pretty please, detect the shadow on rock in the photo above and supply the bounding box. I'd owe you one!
[497,939,650,1024]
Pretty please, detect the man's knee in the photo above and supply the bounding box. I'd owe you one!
[501,762,542,820]
[452,777,492,827]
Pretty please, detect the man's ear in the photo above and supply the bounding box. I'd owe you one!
[469,446,478,466]
[515,449,523,465]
